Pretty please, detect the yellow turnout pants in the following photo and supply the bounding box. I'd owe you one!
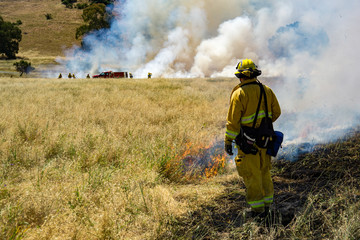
[235,147,274,212]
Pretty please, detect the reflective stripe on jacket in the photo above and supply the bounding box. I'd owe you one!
[225,78,281,143]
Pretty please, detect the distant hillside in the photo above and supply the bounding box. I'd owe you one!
[0,0,83,58]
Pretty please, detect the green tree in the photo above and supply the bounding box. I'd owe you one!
[13,60,35,76]
[76,3,89,9]
[90,0,114,4]
[76,3,110,39]
[61,0,77,8]
[60,0,115,8]
[0,16,22,59]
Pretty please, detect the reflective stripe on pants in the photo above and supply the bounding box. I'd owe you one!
[264,195,273,204]
[248,199,265,209]
[235,148,274,212]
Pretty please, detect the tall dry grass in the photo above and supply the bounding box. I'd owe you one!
[0,77,233,239]
[1,77,359,239]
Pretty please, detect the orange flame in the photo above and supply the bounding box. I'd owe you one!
[162,141,228,181]
[204,154,226,178]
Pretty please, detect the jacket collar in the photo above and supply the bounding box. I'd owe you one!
[239,78,257,87]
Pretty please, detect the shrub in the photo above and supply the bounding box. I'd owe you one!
[90,0,115,5]
[13,60,35,76]
[61,0,77,8]
[76,3,89,9]
[45,13,53,20]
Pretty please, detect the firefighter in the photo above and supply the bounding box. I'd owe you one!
[224,59,281,219]
[148,72,152,79]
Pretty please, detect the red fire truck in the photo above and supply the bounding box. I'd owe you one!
[92,71,128,78]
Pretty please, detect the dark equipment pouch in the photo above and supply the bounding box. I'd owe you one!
[235,81,277,154]
[235,127,258,155]
[255,117,274,148]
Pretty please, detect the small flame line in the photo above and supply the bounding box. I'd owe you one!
[163,141,229,182]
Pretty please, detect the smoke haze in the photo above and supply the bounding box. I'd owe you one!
[57,0,360,145]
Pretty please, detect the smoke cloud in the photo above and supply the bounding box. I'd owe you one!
[56,0,360,146]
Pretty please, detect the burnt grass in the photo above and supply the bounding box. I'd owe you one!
[160,130,360,239]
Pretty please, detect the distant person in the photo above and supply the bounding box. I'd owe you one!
[129,73,133,79]
[224,59,281,220]
[148,72,152,79]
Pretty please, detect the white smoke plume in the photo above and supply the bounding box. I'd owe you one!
[56,0,360,146]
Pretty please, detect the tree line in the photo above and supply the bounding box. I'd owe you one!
[0,16,22,59]
[0,0,118,76]
[0,16,34,76]
[58,1,118,48]
[1,1,115,59]
[61,0,115,9]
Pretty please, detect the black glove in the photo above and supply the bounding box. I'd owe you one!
[225,142,233,155]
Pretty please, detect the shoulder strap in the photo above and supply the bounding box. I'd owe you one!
[252,82,263,128]
[259,83,269,118]
[239,81,269,129]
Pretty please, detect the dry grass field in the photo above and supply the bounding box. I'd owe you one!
[0,77,233,239]
[1,1,360,239]
[0,77,359,239]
